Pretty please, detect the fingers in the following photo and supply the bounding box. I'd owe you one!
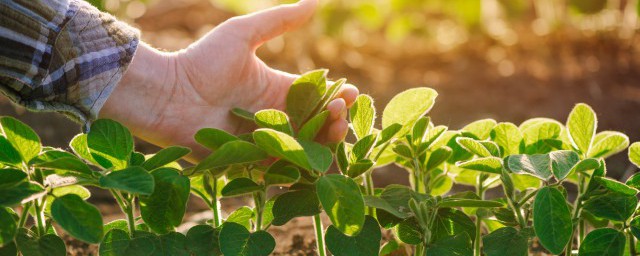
[231,0,318,48]
[326,119,349,143]
[327,98,347,121]
[337,83,359,107]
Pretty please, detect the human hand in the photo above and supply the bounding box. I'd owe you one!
[102,0,358,161]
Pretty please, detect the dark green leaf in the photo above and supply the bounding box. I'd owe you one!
[582,191,637,222]
[186,225,221,256]
[350,134,378,161]
[140,168,190,234]
[439,199,504,208]
[15,229,65,256]
[264,162,300,186]
[221,178,262,197]
[316,174,365,236]
[0,137,21,165]
[395,218,422,245]
[350,94,376,140]
[363,185,414,218]
[219,222,275,256]
[532,187,572,254]
[0,181,45,207]
[194,128,239,151]
[376,124,402,147]
[51,194,103,243]
[99,166,155,195]
[425,233,473,256]
[142,146,191,171]
[325,216,381,256]
[549,150,580,181]
[33,156,93,175]
[271,189,321,226]
[0,169,27,189]
[0,116,41,163]
[432,208,476,243]
[157,232,189,256]
[346,159,374,178]
[336,142,349,174]
[626,172,640,190]
[426,146,452,171]
[0,241,17,256]
[99,229,157,256]
[594,176,638,196]
[231,108,255,121]
[195,141,267,173]
[578,228,625,256]
[299,140,332,173]
[226,206,254,230]
[0,207,17,246]
[482,227,528,256]
[87,119,133,170]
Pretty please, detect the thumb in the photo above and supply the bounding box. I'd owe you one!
[231,0,318,48]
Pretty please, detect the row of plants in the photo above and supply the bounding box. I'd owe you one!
[1,69,640,255]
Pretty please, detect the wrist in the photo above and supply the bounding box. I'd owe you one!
[101,42,178,135]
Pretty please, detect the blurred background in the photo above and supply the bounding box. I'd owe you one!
[3,0,640,253]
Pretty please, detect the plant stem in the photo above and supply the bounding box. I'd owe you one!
[211,177,221,228]
[313,214,326,256]
[363,170,375,215]
[253,190,265,231]
[474,178,485,256]
[125,197,136,235]
[412,157,424,194]
[33,199,46,236]
[630,229,638,256]
[414,243,424,256]
[17,202,31,228]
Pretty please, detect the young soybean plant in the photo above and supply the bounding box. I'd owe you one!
[0,116,103,256]
[188,70,369,256]
[66,119,193,256]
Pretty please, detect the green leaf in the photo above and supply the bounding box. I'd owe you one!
[456,138,493,157]
[629,142,640,168]
[231,108,255,121]
[395,218,422,245]
[0,137,21,166]
[69,134,98,165]
[626,172,640,190]
[0,207,17,247]
[298,111,329,141]
[630,216,640,240]
[532,187,572,255]
[439,199,504,208]
[45,185,91,214]
[363,184,414,218]
[286,69,328,127]
[0,181,45,207]
[253,129,310,170]
[142,146,191,171]
[457,157,503,174]
[51,194,104,243]
[411,117,430,147]
[299,140,332,173]
[99,166,155,195]
[582,191,637,222]
[186,225,221,256]
[462,119,497,140]
[588,131,629,159]
[376,124,402,147]
[379,240,399,256]
[351,134,378,161]
[316,174,366,236]
[490,122,524,157]
[0,116,41,163]
[33,156,93,175]
[336,142,349,174]
[195,141,267,173]
[350,94,376,140]
[549,150,580,181]
[194,128,239,151]
[520,119,562,154]
[566,103,597,155]
[254,110,293,135]
[431,208,476,243]
[271,188,321,226]
[426,146,452,171]
[0,241,16,256]
[15,229,66,256]
[578,228,625,256]
[570,158,600,175]
[0,168,27,189]
[157,232,189,256]
[103,219,128,233]
[315,79,346,117]
[506,154,552,180]
[325,216,381,256]
[425,233,473,256]
[140,168,190,234]
[99,229,157,256]
[346,159,374,178]
[482,227,528,256]
[221,178,262,197]
[219,222,275,256]
[264,162,300,186]
[381,88,438,136]
[87,119,134,170]
[594,176,638,196]
[226,206,254,230]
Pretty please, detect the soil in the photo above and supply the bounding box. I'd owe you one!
[2,0,640,255]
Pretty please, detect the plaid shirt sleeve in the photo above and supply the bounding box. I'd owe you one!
[0,0,139,124]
